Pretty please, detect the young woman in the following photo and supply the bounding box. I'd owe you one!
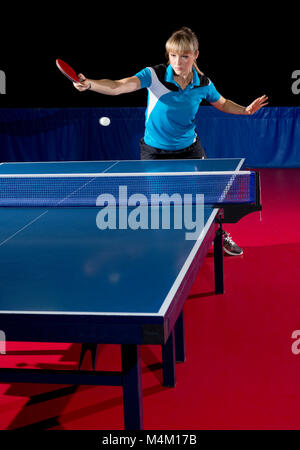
[74,27,268,255]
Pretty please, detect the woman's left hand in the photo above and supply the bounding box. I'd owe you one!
[245,95,268,114]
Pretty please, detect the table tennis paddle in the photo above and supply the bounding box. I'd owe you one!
[56,59,81,83]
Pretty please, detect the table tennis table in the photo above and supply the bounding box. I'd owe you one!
[0,158,261,430]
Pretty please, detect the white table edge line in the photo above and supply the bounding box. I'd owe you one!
[158,207,219,316]
[0,171,252,178]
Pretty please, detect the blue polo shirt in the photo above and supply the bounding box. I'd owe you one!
[135,64,221,150]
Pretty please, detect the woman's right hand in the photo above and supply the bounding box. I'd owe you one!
[73,74,91,91]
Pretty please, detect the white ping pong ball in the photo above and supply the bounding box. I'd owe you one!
[99,116,111,126]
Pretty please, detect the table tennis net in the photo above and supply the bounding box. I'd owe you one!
[0,171,255,207]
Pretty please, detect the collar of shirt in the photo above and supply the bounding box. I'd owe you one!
[165,65,200,90]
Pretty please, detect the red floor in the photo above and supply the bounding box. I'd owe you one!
[1,168,300,430]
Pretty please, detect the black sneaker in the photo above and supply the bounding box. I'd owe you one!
[222,231,243,256]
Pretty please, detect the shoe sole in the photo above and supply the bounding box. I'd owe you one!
[223,247,243,256]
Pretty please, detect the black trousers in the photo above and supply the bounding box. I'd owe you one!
[139,136,207,160]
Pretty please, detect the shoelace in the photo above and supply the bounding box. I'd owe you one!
[222,232,235,246]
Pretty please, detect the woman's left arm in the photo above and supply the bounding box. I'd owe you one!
[211,95,268,115]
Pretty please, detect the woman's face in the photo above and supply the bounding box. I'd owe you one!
[168,51,198,78]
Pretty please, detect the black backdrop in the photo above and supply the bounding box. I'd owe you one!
[0,6,299,108]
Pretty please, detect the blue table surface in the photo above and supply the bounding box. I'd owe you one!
[0,159,243,316]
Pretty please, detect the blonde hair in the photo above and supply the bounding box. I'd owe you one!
[165,27,204,75]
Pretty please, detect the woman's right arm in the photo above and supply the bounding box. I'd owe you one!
[73,75,141,96]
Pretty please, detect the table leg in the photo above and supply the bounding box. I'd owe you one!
[162,330,176,387]
[121,344,144,430]
[175,311,186,363]
[214,224,224,294]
